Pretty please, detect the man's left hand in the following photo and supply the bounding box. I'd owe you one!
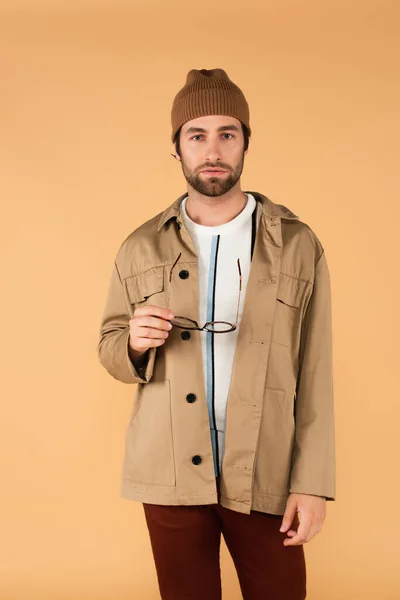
[280,493,326,546]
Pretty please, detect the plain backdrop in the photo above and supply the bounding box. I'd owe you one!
[1,1,399,598]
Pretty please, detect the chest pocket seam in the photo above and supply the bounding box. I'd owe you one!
[276,273,310,308]
[125,266,165,304]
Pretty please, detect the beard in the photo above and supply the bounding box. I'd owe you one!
[180,152,245,197]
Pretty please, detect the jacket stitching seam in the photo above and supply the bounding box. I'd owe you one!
[280,271,313,285]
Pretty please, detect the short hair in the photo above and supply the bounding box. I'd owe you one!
[174,121,250,157]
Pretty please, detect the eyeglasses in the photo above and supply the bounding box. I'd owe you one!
[170,258,242,333]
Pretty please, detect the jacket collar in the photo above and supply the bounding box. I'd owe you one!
[156,190,299,232]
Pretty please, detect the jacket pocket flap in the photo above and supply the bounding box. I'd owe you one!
[276,273,308,308]
[125,266,165,303]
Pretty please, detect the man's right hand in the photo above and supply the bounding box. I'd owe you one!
[128,305,175,361]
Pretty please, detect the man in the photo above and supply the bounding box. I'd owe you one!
[97,68,336,600]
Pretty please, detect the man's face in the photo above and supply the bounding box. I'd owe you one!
[175,115,247,197]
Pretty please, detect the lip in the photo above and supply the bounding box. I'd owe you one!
[201,169,227,175]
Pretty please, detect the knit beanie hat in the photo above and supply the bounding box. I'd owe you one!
[171,68,251,143]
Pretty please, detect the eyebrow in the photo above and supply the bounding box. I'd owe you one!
[184,124,240,135]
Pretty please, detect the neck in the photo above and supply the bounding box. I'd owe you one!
[185,185,247,226]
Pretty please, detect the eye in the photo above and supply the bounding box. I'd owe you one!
[190,133,234,141]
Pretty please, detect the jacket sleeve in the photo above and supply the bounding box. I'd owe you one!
[97,260,157,384]
[289,250,336,501]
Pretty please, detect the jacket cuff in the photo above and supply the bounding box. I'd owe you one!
[288,488,335,501]
[125,329,157,383]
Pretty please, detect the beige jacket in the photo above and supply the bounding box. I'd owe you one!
[97,191,336,516]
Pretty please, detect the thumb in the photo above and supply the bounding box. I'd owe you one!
[280,502,297,532]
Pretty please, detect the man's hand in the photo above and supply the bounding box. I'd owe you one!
[280,493,326,546]
[129,305,175,360]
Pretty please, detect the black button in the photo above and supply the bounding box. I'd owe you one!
[179,269,189,279]
[186,393,196,403]
[181,330,191,340]
[192,455,202,465]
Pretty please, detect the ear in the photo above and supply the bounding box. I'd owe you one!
[171,150,181,161]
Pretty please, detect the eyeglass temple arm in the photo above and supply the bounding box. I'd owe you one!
[235,258,242,325]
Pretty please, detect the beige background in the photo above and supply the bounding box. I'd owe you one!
[1,1,399,598]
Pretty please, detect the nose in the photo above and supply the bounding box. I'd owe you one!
[204,136,222,163]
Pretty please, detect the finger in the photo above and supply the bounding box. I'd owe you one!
[285,514,300,537]
[284,516,311,546]
[280,504,297,532]
[286,530,297,537]
[134,326,170,340]
[133,305,174,321]
[135,315,174,331]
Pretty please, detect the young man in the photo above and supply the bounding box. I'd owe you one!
[97,68,336,600]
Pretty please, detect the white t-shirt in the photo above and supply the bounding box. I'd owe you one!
[180,193,262,476]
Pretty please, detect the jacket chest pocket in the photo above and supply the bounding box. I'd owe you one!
[123,266,168,316]
[272,273,309,347]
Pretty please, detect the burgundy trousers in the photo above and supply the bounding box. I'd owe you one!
[142,476,307,599]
